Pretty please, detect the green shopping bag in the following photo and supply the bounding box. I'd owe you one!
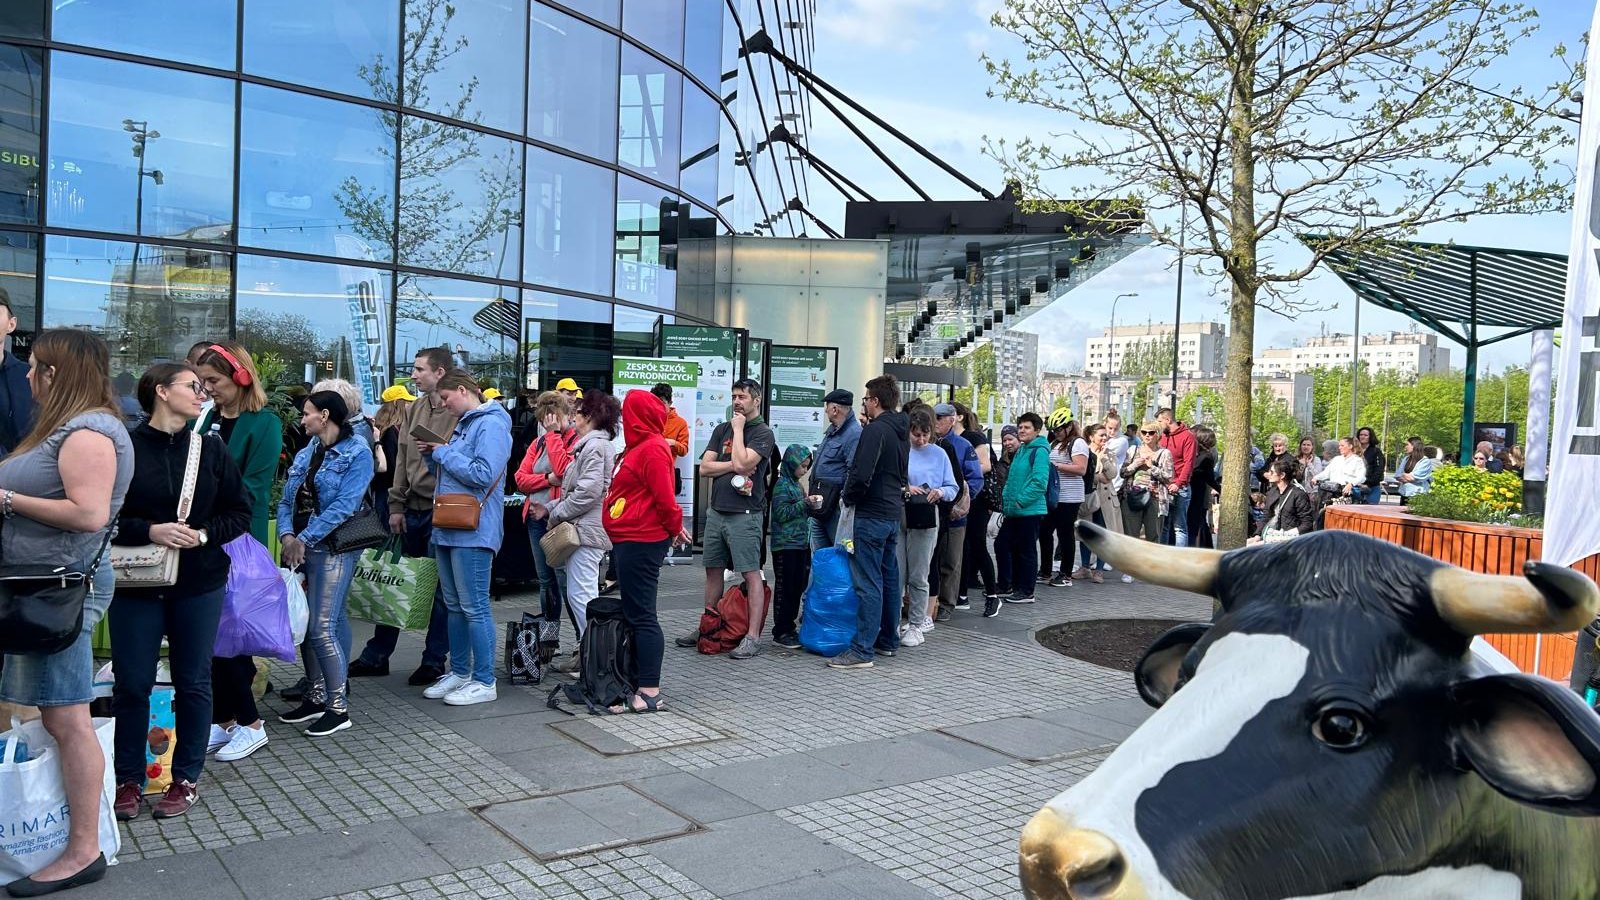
[346,536,439,631]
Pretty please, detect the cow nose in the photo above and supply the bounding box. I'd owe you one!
[1020,807,1139,900]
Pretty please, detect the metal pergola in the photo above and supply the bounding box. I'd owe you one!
[1303,236,1566,462]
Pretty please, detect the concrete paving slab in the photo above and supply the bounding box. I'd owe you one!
[695,750,876,810]
[1076,696,1156,727]
[941,715,1116,762]
[448,710,576,753]
[492,737,681,793]
[1031,706,1140,743]
[68,850,244,900]
[648,812,866,895]
[480,785,693,859]
[399,807,525,868]
[628,771,765,824]
[215,820,452,900]
[808,730,1011,788]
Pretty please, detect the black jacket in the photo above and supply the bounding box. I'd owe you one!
[115,424,253,598]
[843,410,909,521]
[1264,482,1315,534]
[1362,443,1384,487]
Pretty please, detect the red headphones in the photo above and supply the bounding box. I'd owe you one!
[206,344,253,387]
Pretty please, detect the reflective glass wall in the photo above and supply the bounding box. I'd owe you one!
[0,0,811,401]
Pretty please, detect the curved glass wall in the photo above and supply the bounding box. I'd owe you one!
[0,0,797,401]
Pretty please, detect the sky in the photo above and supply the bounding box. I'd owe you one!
[806,0,1591,376]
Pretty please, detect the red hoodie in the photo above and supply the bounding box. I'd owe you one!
[604,390,682,543]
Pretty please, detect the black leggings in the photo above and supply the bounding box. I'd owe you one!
[1038,502,1081,577]
[771,548,810,641]
[613,539,668,690]
[211,654,260,725]
[962,498,995,595]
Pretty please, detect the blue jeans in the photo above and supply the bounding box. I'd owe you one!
[1364,484,1383,504]
[526,516,571,632]
[359,508,449,669]
[1079,509,1110,571]
[1167,486,1192,547]
[847,516,900,659]
[304,548,359,713]
[809,515,837,551]
[108,585,224,786]
[436,546,496,686]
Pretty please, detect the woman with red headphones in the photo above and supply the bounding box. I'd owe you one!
[195,340,282,763]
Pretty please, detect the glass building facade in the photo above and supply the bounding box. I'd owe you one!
[0,0,815,403]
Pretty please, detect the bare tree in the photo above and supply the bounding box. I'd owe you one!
[985,0,1577,547]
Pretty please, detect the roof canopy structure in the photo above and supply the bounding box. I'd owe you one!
[1303,235,1566,461]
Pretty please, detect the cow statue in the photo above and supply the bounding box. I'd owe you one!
[1020,521,1600,900]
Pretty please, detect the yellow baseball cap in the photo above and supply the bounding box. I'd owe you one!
[380,384,418,402]
[554,377,580,392]
[484,388,503,400]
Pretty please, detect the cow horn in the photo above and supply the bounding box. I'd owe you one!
[1429,560,1600,636]
[1075,520,1221,596]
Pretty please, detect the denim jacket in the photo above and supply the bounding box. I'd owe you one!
[429,400,513,552]
[813,414,860,489]
[277,431,375,549]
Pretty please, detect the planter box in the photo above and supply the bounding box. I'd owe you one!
[1324,504,1600,681]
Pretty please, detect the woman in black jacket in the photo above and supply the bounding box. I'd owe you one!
[1186,425,1221,549]
[1253,456,1314,541]
[108,362,251,822]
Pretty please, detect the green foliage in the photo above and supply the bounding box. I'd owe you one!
[1303,364,1534,460]
[1408,464,1531,525]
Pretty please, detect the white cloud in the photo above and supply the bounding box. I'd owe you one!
[816,0,949,51]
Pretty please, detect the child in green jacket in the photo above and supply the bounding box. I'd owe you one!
[769,444,813,648]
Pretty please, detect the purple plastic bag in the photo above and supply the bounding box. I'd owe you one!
[215,535,293,661]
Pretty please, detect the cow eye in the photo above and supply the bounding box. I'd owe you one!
[1312,706,1370,750]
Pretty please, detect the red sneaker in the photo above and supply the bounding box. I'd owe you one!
[113,782,142,821]
[151,780,198,819]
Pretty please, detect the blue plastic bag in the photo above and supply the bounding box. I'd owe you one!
[800,547,857,657]
[214,535,293,661]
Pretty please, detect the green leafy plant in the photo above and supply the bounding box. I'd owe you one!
[1407,464,1536,526]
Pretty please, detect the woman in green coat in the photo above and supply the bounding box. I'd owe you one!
[195,340,282,762]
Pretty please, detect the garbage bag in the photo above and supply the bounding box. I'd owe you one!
[214,536,293,661]
[800,546,857,657]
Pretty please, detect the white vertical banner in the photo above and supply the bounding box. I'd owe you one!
[1546,0,1600,567]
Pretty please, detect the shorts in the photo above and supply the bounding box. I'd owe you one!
[703,508,763,574]
[0,564,114,708]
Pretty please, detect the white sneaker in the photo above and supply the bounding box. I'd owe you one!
[443,681,498,706]
[215,723,268,761]
[422,673,469,699]
[1121,574,1135,584]
[900,627,925,647]
[206,724,233,754]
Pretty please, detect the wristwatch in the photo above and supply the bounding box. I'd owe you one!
[197,528,209,547]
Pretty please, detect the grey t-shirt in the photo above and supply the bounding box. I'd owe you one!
[702,418,775,514]
[0,411,134,568]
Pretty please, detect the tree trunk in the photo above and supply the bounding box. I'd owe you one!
[1216,11,1259,551]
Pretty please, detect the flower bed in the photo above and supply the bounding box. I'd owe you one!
[1405,465,1540,527]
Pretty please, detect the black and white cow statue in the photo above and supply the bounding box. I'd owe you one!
[1020,521,1600,900]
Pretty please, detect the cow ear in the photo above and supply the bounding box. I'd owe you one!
[1451,674,1600,814]
[1135,623,1210,708]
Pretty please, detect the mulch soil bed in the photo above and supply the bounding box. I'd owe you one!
[1036,618,1189,672]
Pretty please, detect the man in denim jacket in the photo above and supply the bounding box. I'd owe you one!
[809,389,860,549]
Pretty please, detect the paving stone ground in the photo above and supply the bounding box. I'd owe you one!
[79,560,1211,900]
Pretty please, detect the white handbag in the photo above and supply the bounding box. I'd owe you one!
[110,431,201,587]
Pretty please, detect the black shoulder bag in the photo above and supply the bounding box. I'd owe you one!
[0,528,113,655]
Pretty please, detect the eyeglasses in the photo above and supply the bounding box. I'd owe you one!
[168,380,206,397]
[1140,430,1159,436]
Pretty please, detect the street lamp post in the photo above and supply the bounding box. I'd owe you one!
[1108,291,1138,374]
[121,119,161,363]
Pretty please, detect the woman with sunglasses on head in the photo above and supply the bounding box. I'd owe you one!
[109,363,252,822]
[276,391,374,736]
[194,341,281,763]
[1118,422,1173,582]
[0,331,134,898]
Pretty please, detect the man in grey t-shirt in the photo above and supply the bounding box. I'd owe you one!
[678,378,775,659]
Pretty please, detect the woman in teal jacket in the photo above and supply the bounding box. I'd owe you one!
[417,372,512,708]
[194,341,282,761]
[998,412,1051,604]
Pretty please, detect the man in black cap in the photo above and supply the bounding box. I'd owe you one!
[805,387,860,552]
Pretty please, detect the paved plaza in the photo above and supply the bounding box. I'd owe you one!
[82,564,1210,900]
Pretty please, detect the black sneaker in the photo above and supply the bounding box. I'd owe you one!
[1005,594,1036,605]
[772,634,802,650]
[953,597,972,611]
[983,596,1002,618]
[1048,574,1069,587]
[279,676,309,702]
[874,646,897,657]
[348,659,388,677]
[407,664,445,687]
[673,630,701,648]
[934,606,952,623]
[277,700,324,724]
[305,711,352,737]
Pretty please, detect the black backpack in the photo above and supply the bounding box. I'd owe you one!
[547,596,635,715]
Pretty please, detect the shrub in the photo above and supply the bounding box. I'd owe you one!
[1408,464,1537,526]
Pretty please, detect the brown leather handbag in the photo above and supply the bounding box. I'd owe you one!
[433,474,504,530]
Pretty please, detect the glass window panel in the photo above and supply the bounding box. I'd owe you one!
[679,85,718,207]
[395,276,524,394]
[528,5,618,162]
[614,174,677,308]
[683,0,721,88]
[523,146,613,295]
[236,253,393,406]
[47,53,234,242]
[618,45,680,184]
[240,84,395,262]
[244,1,399,101]
[406,0,524,134]
[54,0,235,70]
[521,289,611,392]
[0,1,44,39]
[0,231,37,360]
[612,303,670,357]
[549,0,619,26]
[397,117,521,278]
[44,234,231,380]
[622,0,683,61]
[0,44,42,226]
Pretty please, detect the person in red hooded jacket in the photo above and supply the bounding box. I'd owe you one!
[604,390,692,713]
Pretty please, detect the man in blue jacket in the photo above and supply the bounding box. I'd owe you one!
[0,289,33,456]
[809,388,860,549]
[829,375,907,670]
[933,403,983,620]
